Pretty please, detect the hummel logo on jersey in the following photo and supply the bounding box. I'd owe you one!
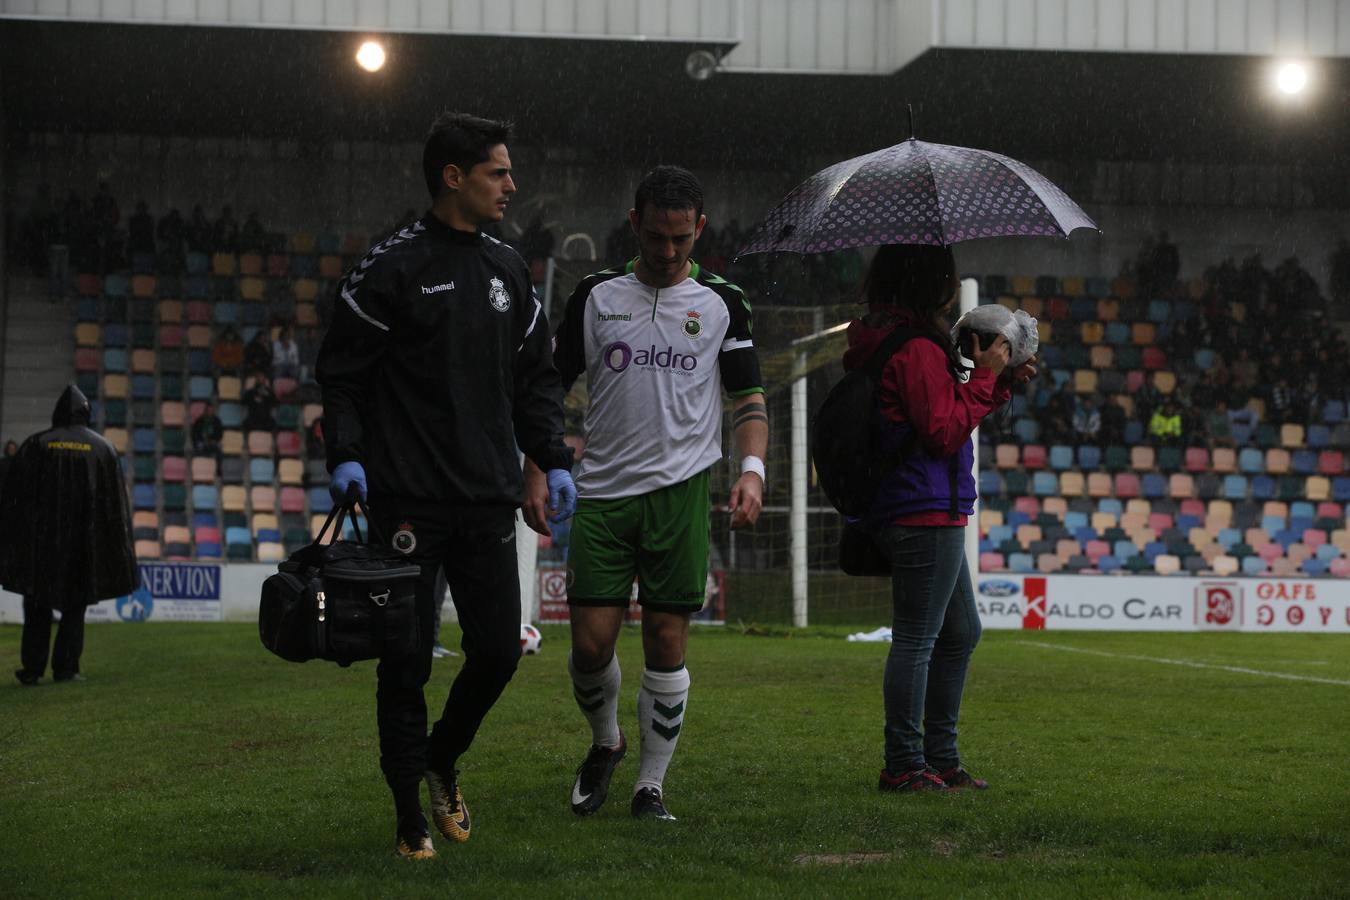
[421,282,455,294]
[598,312,632,321]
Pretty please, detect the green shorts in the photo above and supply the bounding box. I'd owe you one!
[567,470,710,613]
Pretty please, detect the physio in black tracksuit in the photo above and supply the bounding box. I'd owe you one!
[316,113,576,858]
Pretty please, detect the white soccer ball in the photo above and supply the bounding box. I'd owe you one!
[520,623,542,655]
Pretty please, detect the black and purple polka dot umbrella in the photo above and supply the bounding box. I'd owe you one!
[738,138,1098,255]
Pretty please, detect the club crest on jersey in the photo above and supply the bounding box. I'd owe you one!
[488,276,511,312]
[682,310,702,338]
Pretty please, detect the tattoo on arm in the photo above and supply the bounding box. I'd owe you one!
[732,400,768,430]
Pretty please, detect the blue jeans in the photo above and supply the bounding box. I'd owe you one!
[877,525,982,773]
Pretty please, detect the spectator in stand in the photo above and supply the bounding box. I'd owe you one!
[212,326,245,372]
[1268,377,1295,425]
[101,223,128,275]
[244,329,273,376]
[1099,394,1126,447]
[1205,398,1234,448]
[1151,231,1180,293]
[192,402,224,457]
[1149,399,1182,446]
[90,182,119,239]
[1227,395,1258,434]
[1239,253,1268,307]
[1188,371,1216,411]
[128,201,156,259]
[1300,374,1323,428]
[1072,394,1101,445]
[1044,381,1075,444]
[156,208,186,274]
[272,325,300,380]
[1208,355,1232,393]
[240,212,267,254]
[305,416,325,460]
[1230,347,1259,394]
[187,205,213,254]
[1134,379,1163,424]
[242,374,277,433]
[213,206,239,253]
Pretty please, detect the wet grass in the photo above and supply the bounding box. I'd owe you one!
[2,624,1347,898]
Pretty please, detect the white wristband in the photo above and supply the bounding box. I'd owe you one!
[740,455,766,482]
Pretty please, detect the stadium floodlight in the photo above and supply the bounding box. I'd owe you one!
[356,40,387,73]
[1275,61,1309,95]
[685,49,719,82]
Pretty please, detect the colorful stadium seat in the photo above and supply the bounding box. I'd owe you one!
[250,485,278,513]
[1021,445,1047,470]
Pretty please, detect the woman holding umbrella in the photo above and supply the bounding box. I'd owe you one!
[739,118,1088,791]
[841,244,1033,792]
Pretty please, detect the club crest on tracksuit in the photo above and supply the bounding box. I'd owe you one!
[393,521,417,554]
[488,276,511,312]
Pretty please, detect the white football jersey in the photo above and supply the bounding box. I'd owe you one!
[553,260,763,498]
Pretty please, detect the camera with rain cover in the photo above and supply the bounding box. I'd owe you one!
[956,328,1001,358]
[950,305,1039,366]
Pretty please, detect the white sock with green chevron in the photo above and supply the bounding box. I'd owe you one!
[568,652,622,749]
[635,666,690,795]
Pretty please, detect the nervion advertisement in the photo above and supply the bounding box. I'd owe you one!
[973,575,1350,633]
[86,562,224,622]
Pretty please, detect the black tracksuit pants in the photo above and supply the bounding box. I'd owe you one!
[20,597,87,679]
[370,503,522,818]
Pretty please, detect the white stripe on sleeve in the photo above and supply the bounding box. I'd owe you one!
[518,290,542,351]
[341,283,390,332]
[721,337,754,352]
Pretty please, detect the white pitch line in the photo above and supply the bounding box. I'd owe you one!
[1018,641,1350,687]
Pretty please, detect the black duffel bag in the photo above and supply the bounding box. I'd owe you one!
[259,501,421,666]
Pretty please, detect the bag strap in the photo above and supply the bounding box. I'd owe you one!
[351,500,386,545]
[311,503,346,547]
[862,326,920,381]
[309,499,384,547]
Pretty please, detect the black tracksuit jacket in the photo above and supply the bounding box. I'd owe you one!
[315,214,572,514]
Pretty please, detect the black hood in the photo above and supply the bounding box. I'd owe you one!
[51,384,91,428]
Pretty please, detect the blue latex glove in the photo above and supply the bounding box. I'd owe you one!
[546,468,576,522]
[329,461,368,504]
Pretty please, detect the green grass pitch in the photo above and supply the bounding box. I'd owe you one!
[2,623,1347,898]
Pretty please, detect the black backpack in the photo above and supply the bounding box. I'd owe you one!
[812,326,941,518]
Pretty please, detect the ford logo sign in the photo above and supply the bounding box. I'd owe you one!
[979,580,1021,598]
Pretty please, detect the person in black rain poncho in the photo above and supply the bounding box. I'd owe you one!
[1,385,137,685]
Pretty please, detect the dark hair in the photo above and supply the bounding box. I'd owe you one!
[634,165,704,222]
[862,244,964,375]
[422,112,513,198]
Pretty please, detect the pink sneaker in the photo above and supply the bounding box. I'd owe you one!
[878,767,952,792]
[936,766,989,790]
